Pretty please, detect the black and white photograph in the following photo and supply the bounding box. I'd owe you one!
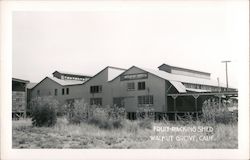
[1,0,249,159]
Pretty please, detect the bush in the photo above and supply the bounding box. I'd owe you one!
[88,107,124,129]
[66,99,88,124]
[108,105,127,120]
[30,97,57,127]
[65,100,126,129]
[56,104,68,117]
[202,99,237,124]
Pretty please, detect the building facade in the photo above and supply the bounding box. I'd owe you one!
[28,63,237,120]
[80,66,126,106]
[29,71,92,105]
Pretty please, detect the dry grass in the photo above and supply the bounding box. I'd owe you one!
[12,118,237,149]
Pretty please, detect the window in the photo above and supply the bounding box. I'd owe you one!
[90,98,102,106]
[62,88,65,95]
[66,88,69,95]
[90,85,102,93]
[37,90,40,96]
[54,89,57,96]
[127,82,135,90]
[138,82,146,90]
[138,95,153,106]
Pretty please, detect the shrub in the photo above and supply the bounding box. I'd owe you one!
[30,97,57,127]
[65,100,126,129]
[134,106,154,129]
[56,104,68,117]
[66,99,88,124]
[108,105,126,120]
[202,98,237,124]
[88,106,124,129]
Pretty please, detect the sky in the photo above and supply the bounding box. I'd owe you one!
[12,1,249,88]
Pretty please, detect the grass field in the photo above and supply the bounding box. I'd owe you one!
[12,118,238,149]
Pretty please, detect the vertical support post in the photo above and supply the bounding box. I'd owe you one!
[172,95,177,121]
[216,94,222,109]
[193,95,199,120]
[87,102,89,120]
[219,95,221,110]
[24,83,27,118]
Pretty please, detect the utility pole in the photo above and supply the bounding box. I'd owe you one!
[221,60,231,91]
[217,77,221,109]
[217,77,221,92]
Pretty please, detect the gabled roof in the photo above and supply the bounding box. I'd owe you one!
[108,67,126,81]
[31,76,85,90]
[49,77,85,86]
[83,66,127,85]
[110,66,233,89]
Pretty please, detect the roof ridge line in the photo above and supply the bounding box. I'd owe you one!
[107,66,127,70]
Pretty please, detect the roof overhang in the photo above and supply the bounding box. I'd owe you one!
[12,78,29,84]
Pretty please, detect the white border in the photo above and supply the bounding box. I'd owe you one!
[1,1,249,160]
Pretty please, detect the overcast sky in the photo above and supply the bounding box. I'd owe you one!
[12,1,248,88]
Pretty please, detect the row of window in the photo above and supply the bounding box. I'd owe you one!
[138,95,153,105]
[127,81,146,91]
[90,85,102,93]
[89,81,146,94]
[62,75,88,81]
[183,83,226,92]
[37,88,69,96]
[89,95,154,107]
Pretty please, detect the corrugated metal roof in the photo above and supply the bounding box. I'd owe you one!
[158,63,211,75]
[186,88,211,93]
[141,67,228,88]
[108,67,126,81]
[48,77,85,86]
[54,70,92,77]
[12,78,29,83]
[169,81,186,93]
[26,83,37,89]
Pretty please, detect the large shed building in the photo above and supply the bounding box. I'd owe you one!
[29,63,237,120]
